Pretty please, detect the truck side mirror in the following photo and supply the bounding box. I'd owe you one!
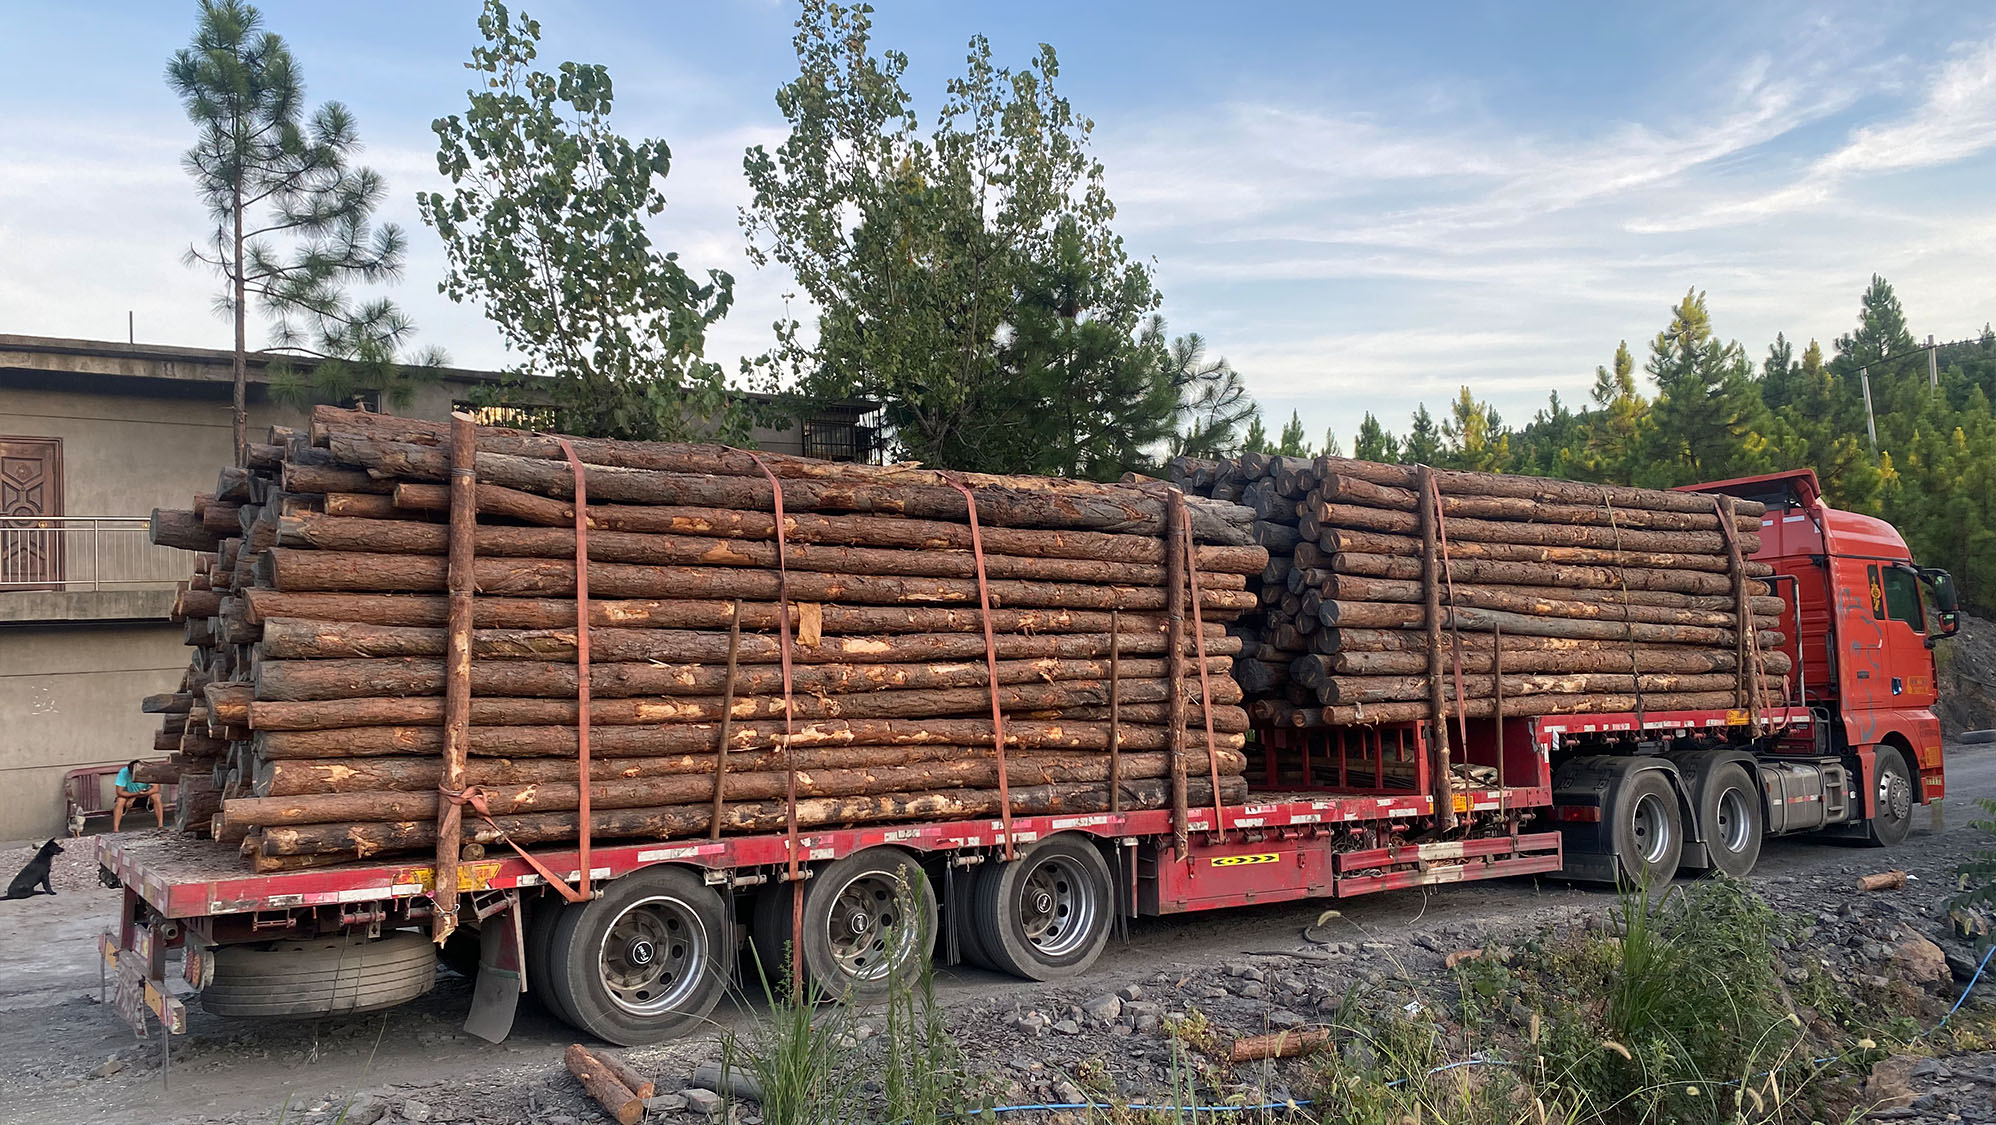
[1917,566,1960,642]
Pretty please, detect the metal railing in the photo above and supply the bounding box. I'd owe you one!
[0,517,195,591]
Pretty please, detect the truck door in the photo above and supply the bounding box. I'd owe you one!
[1876,564,1936,708]
[1829,555,1890,716]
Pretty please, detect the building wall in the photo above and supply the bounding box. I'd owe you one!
[0,622,186,842]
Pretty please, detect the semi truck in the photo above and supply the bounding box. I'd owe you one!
[96,466,1957,1049]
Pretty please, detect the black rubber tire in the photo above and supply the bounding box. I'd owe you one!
[1867,748,1916,847]
[948,864,999,971]
[1697,762,1763,877]
[439,923,483,979]
[545,866,730,1045]
[525,894,580,1025]
[747,881,801,995]
[757,848,936,999]
[203,931,435,1018]
[970,835,1115,982]
[1610,769,1684,891]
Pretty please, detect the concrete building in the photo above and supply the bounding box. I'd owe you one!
[0,333,879,842]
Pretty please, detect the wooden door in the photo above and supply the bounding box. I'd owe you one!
[0,436,63,589]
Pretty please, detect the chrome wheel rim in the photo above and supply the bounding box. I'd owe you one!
[1630,792,1672,865]
[1879,764,1913,822]
[825,871,917,984]
[1715,786,1753,854]
[1018,855,1099,959]
[597,895,705,1017]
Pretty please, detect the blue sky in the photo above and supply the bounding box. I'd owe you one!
[5,2,1996,448]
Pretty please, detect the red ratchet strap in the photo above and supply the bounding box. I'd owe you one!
[1428,476,1471,757]
[945,477,1015,860]
[556,439,594,900]
[442,784,588,903]
[745,455,803,881]
[1179,528,1227,836]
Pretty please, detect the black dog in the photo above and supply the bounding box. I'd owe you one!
[4,839,63,900]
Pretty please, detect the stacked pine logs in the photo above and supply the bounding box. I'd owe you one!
[144,408,1266,871]
[1167,453,1791,728]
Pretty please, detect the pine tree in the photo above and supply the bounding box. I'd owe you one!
[1583,340,1647,480]
[1320,427,1343,457]
[1403,404,1443,465]
[170,0,424,461]
[1242,413,1271,455]
[1353,412,1400,462]
[1167,333,1256,458]
[1276,410,1310,457]
[1441,386,1508,471]
[1641,289,1773,483]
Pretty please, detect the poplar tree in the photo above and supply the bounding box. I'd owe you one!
[169,0,416,462]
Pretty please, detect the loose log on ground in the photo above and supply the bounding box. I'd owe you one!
[563,1044,642,1125]
[251,716,1244,761]
[252,653,1231,702]
[225,749,1247,828]
[254,776,1249,859]
[255,618,1241,664]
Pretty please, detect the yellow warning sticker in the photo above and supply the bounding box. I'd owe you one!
[1211,853,1279,867]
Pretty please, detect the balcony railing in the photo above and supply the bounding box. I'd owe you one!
[0,517,196,591]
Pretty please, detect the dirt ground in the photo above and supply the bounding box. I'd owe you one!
[2,744,1991,1125]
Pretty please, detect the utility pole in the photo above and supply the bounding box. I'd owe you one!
[1929,334,1939,392]
[1861,366,1878,454]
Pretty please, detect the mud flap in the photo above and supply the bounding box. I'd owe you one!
[463,904,525,1043]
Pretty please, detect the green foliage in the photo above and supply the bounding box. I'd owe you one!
[743,0,1184,477]
[1276,409,1310,457]
[419,1,737,442]
[1241,413,1271,455]
[1167,335,1257,459]
[169,0,433,455]
[1353,411,1400,462]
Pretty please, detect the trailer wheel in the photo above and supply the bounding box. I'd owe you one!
[1867,748,1915,847]
[525,894,580,1024]
[753,848,936,999]
[949,864,999,971]
[545,865,729,1045]
[1610,770,1683,890]
[203,931,435,1018]
[1696,762,1762,877]
[971,835,1114,982]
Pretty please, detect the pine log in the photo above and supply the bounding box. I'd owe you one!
[254,618,1241,663]
[1293,455,1764,517]
[150,508,218,551]
[322,492,413,519]
[245,679,1244,730]
[1317,528,1773,575]
[1317,690,1755,725]
[255,742,1235,796]
[274,514,1261,587]
[1326,552,1750,596]
[1315,473,1763,533]
[251,717,1243,761]
[1318,599,1781,637]
[587,1050,655,1102]
[1314,671,1755,705]
[1302,645,1790,679]
[174,588,224,620]
[1310,625,1787,657]
[562,1044,642,1125]
[1312,573,1784,617]
[142,692,192,714]
[203,681,254,726]
[132,759,180,785]
[224,750,1246,828]
[242,589,1230,639]
[1307,502,1758,555]
[326,436,1256,544]
[251,653,1227,702]
[255,776,1248,858]
[281,461,390,495]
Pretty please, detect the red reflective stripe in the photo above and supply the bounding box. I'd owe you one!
[556,439,593,901]
[1180,522,1226,836]
[946,478,1014,860]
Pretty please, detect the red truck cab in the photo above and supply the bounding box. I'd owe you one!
[1687,468,1956,816]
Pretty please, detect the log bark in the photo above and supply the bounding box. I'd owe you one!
[256,776,1248,857]
[254,618,1241,664]
[1316,473,1762,533]
[150,509,218,551]
[327,436,1256,543]
[1317,529,1772,575]
[1312,573,1784,618]
[245,678,1244,730]
[1325,551,1751,596]
[1306,502,1758,555]
[1313,671,1753,706]
[225,750,1245,827]
[1317,690,1754,726]
[1296,454,1764,517]
[1318,599,1780,639]
[252,653,1226,702]
[563,1045,642,1125]
[1229,1029,1332,1063]
[251,717,1244,761]
[1300,646,1790,679]
[242,589,1231,639]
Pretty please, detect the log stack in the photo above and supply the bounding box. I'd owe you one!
[144,408,1266,872]
[1166,453,1790,728]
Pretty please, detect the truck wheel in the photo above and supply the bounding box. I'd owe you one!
[1611,770,1683,890]
[203,931,436,1018]
[1698,762,1762,877]
[526,894,580,1025]
[754,848,936,999]
[970,835,1114,981]
[949,864,998,971]
[545,866,730,1045]
[1867,749,1915,847]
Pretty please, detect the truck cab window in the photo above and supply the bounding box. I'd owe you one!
[1882,566,1926,633]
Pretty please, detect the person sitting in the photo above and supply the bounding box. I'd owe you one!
[111,761,162,831]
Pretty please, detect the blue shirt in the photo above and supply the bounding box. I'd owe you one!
[115,766,146,794]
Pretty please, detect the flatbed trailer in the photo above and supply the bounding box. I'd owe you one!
[99,704,1840,1051]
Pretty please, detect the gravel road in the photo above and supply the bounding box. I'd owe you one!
[2,744,1990,1125]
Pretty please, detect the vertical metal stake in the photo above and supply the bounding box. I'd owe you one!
[1861,367,1878,452]
[1929,335,1939,392]
[160,1014,169,1091]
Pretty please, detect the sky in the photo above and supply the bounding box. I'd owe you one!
[5,1,1996,449]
